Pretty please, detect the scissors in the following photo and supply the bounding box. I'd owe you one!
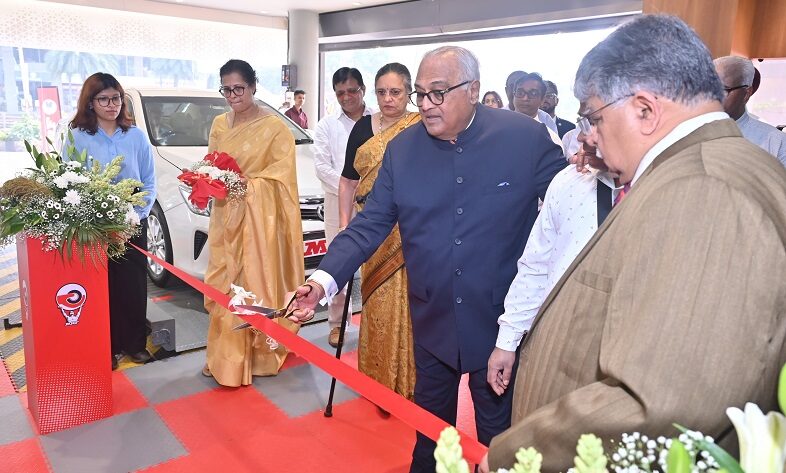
[231,285,312,330]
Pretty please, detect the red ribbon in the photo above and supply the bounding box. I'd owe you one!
[131,243,488,464]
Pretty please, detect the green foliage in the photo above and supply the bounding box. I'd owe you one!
[666,439,693,473]
[674,424,744,473]
[0,129,8,142]
[573,434,607,473]
[8,114,40,142]
[0,134,143,264]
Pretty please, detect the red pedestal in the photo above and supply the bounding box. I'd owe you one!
[16,237,112,434]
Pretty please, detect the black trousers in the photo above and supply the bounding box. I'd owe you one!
[108,221,148,356]
[409,343,518,473]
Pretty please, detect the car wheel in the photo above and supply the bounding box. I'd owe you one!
[146,203,173,287]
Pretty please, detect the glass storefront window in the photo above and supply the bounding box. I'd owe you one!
[322,27,617,121]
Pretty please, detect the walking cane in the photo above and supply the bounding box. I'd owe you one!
[324,276,354,417]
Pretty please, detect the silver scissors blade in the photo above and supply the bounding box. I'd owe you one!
[231,291,304,331]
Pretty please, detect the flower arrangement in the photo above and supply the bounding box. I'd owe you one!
[0,135,146,262]
[177,151,245,210]
[435,364,786,473]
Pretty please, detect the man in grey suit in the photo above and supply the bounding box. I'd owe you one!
[482,15,786,472]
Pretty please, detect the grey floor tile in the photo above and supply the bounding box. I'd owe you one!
[0,395,33,446]
[123,350,217,404]
[297,320,359,354]
[40,408,186,473]
[253,362,358,418]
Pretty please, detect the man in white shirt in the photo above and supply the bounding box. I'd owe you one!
[489,148,621,385]
[511,73,564,152]
[312,67,374,347]
[713,55,786,167]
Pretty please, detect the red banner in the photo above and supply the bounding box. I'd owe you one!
[37,86,62,152]
[131,243,488,464]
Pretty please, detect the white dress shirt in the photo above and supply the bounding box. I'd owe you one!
[312,105,374,194]
[495,165,619,350]
[736,110,786,168]
[534,114,565,153]
[632,111,729,186]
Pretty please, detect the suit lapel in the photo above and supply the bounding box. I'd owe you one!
[523,119,742,340]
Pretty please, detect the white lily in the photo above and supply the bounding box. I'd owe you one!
[727,402,786,473]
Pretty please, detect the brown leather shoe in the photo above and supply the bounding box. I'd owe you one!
[328,327,341,348]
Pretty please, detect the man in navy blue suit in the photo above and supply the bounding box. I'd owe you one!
[291,46,564,472]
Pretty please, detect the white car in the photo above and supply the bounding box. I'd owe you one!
[123,88,326,286]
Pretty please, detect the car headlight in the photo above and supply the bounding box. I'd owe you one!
[178,184,212,216]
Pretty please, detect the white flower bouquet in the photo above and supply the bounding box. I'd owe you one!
[0,136,146,262]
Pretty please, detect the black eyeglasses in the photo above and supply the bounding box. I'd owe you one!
[723,85,749,96]
[408,81,470,106]
[577,94,634,134]
[514,88,544,99]
[93,95,122,107]
[219,85,246,98]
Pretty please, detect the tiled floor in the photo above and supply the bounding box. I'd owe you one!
[0,317,479,472]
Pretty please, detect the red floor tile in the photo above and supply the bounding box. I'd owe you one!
[155,385,291,452]
[292,397,414,473]
[0,365,14,397]
[0,438,51,472]
[279,351,308,371]
[112,371,149,415]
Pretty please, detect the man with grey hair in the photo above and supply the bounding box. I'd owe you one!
[714,55,786,167]
[291,45,564,472]
[483,15,786,472]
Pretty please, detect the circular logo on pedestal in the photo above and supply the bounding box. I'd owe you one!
[55,283,87,326]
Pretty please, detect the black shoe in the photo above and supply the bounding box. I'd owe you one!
[111,354,118,370]
[127,350,151,364]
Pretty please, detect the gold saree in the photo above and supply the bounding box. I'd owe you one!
[354,112,420,400]
[204,109,304,387]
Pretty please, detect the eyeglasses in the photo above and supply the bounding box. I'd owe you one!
[335,86,363,98]
[723,85,749,96]
[544,93,558,100]
[375,88,405,98]
[219,85,246,98]
[408,81,470,106]
[93,95,122,107]
[513,88,544,99]
[576,94,634,134]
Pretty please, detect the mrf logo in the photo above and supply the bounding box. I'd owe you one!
[55,283,87,326]
[303,238,327,257]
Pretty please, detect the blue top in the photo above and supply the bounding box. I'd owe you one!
[67,126,157,218]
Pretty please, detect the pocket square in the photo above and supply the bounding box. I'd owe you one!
[497,181,510,187]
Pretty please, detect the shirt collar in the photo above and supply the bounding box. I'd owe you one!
[338,104,374,122]
[631,111,729,186]
[736,109,751,126]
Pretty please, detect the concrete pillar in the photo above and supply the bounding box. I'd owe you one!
[287,10,319,127]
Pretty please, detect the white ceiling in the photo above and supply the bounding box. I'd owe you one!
[150,0,401,17]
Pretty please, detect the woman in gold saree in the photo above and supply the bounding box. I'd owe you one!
[339,63,421,401]
[203,59,303,387]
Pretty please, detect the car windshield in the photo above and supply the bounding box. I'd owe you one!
[140,96,311,146]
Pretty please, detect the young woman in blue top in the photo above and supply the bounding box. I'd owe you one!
[68,72,157,370]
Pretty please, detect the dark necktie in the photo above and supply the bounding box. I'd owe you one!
[596,180,612,226]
